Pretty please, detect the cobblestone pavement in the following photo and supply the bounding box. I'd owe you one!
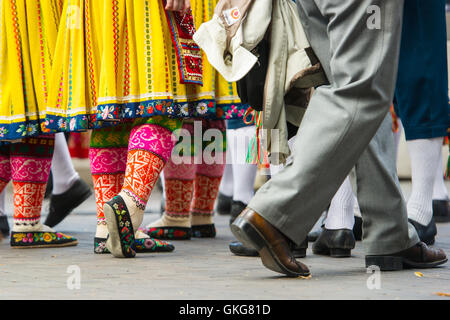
[0,182,449,300]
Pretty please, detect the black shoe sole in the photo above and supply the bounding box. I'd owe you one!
[365,256,448,271]
[313,248,352,258]
[434,216,450,223]
[231,217,310,278]
[292,249,307,259]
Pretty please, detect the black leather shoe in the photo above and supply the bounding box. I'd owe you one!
[44,179,92,228]
[231,208,310,277]
[307,229,322,242]
[366,242,447,271]
[408,218,437,246]
[216,192,232,216]
[353,216,362,241]
[229,238,308,258]
[0,216,10,237]
[433,199,450,223]
[313,228,355,257]
[229,200,246,225]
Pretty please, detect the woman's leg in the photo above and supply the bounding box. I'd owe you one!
[190,120,227,237]
[103,118,181,258]
[90,125,130,252]
[9,137,77,248]
[145,158,195,240]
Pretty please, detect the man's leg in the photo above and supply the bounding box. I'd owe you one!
[248,0,405,244]
[355,115,419,256]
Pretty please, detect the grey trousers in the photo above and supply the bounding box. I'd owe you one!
[249,0,419,255]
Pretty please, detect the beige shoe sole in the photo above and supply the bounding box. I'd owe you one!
[11,240,78,249]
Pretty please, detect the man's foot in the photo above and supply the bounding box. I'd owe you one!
[229,238,308,258]
[192,224,216,238]
[0,216,10,238]
[312,228,355,258]
[433,199,450,223]
[216,192,232,216]
[365,242,447,271]
[231,208,310,278]
[44,179,92,228]
[10,224,77,248]
[408,218,437,246]
[353,216,363,241]
[307,229,322,242]
[229,200,246,225]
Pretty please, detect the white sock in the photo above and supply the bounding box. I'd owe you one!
[432,147,449,201]
[227,126,257,204]
[407,137,443,226]
[325,176,355,230]
[0,189,5,217]
[219,164,234,197]
[51,133,80,195]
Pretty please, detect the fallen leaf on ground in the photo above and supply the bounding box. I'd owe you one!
[435,292,450,297]
[414,272,424,277]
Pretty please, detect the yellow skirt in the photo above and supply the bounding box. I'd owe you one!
[46,0,244,134]
[0,0,63,141]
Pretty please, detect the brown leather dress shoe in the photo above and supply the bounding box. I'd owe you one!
[365,242,448,271]
[231,208,310,278]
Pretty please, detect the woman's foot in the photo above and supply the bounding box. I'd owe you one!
[10,224,77,248]
[95,230,175,254]
[142,214,192,240]
[103,194,138,258]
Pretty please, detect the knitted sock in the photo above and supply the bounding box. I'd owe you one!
[120,123,177,231]
[407,137,443,226]
[51,133,79,195]
[90,124,131,238]
[10,137,55,232]
[147,158,195,229]
[190,120,226,226]
[325,176,356,230]
[432,146,449,201]
[191,162,226,226]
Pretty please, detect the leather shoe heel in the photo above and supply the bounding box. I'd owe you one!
[365,256,404,271]
[231,216,264,251]
[231,209,310,278]
[330,248,351,258]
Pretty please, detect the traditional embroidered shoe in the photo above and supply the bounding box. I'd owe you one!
[103,195,136,258]
[10,230,77,248]
[94,237,175,254]
[142,226,192,240]
[192,224,216,238]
